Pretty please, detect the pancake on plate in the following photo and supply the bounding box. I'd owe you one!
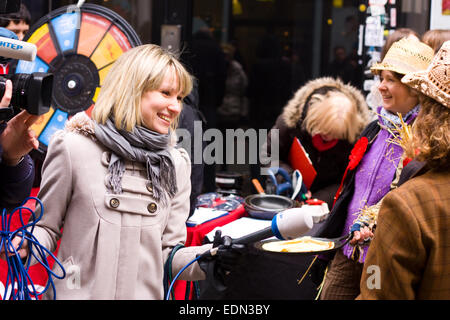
[261,236,334,253]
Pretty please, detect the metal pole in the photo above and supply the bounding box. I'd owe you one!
[222,0,230,44]
[312,0,323,78]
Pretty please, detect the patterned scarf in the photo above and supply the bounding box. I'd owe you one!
[378,104,420,129]
[94,118,178,206]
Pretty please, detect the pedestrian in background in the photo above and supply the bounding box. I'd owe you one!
[263,77,370,208]
[0,3,30,41]
[422,29,450,53]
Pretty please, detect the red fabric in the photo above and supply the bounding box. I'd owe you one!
[403,157,412,168]
[173,205,248,300]
[311,134,338,151]
[347,137,368,170]
[185,204,247,246]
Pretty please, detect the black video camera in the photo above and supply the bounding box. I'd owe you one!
[0,0,53,120]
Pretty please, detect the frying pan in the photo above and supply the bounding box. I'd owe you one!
[253,234,351,256]
[244,194,296,220]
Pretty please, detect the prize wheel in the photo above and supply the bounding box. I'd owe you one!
[15,4,142,154]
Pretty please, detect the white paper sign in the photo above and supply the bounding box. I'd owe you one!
[365,16,385,47]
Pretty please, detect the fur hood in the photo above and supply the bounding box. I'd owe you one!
[281,77,371,129]
[64,112,178,147]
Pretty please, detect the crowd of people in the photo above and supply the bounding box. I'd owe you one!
[0,3,449,300]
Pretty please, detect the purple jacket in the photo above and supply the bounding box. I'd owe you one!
[341,108,417,261]
[0,122,35,209]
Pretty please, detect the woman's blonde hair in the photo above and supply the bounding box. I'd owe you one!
[92,44,193,132]
[303,90,365,143]
[410,96,450,170]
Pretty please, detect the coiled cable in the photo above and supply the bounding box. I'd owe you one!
[0,197,66,300]
[165,255,202,301]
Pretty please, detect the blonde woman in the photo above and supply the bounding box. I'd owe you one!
[359,41,450,299]
[264,77,370,208]
[12,44,221,299]
[317,38,434,299]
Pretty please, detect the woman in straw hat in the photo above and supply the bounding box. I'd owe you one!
[367,28,420,110]
[358,41,450,299]
[315,37,434,300]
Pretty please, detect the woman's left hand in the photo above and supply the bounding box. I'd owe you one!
[350,226,374,245]
[0,236,29,260]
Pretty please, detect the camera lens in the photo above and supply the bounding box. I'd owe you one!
[0,73,53,115]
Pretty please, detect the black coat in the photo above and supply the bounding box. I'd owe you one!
[178,83,205,217]
[0,122,35,210]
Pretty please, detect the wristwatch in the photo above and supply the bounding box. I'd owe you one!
[0,106,14,123]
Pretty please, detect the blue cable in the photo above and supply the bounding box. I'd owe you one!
[165,254,203,300]
[0,197,66,300]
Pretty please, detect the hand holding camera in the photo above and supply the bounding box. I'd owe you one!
[0,78,39,166]
[0,14,53,165]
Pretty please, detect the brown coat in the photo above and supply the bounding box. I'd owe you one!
[358,169,450,299]
[32,114,211,300]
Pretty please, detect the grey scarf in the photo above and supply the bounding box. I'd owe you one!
[94,118,177,206]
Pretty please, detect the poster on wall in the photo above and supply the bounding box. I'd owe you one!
[444,0,450,14]
[430,0,450,29]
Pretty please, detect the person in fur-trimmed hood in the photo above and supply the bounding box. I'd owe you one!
[264,77,370,207]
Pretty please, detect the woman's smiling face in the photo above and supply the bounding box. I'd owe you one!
[378,70,419,115]
[140,71,182,134]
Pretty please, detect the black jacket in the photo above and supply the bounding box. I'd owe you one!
[0,122,35,210]
[178,83,205,217]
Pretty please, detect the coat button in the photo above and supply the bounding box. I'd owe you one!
[110,198,120,208]
[146,184,153,193]
[147,202,157,213]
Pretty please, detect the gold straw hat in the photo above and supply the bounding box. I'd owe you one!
[402,40,450,108]
[371,37,434,75]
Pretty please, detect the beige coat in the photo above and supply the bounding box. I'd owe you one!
[32,114,211,300]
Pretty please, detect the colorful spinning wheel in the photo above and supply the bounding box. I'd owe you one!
[15,4,142,153]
